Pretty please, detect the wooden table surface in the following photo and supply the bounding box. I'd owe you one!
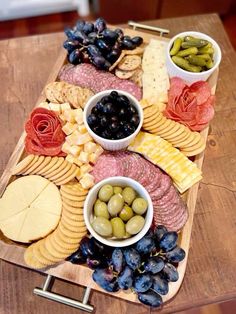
[0,13,236,314]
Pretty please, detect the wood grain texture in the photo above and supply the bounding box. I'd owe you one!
[0,13,236,314]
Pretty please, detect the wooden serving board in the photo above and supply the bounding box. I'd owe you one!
[0,28,218,305]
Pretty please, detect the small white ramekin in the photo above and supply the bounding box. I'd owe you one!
[83,90,143,151]
[166,31,222,84]
[83,176,153,248]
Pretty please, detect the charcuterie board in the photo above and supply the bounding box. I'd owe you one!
[0,26,218,306]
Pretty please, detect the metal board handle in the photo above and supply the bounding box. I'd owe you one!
[33,275,94,312]
[128,20,170,36]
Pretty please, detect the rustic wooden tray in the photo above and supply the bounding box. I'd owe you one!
[0,28,218,305]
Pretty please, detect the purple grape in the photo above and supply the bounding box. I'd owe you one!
[117,266,133,290]
[94,18,107,33]
[166,246,186,263]
[66,248,86,264]
[159,232,178,252]
[68,49,82,65]
[161,263,179,282]
[112,248,124,273]
[135,236,156,255]
[123,248,141,270]
[138,290,163,308]
[152,274,169,295]
[92,268,119,292]
[144,256,165,274]
[154,225,167,242]
[80,237,96,257]
[134,273,153,293]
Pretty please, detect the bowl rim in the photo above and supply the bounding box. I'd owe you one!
[83,176,154,247]
[83,89,143,144]
[167,31,222,77]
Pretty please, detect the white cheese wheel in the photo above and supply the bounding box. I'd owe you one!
[0,175,62,243]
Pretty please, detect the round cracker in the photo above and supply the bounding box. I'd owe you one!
[61,219,86,233]
[45,235,77,259]
[154,119,173,133]
[54,228,84,245]
[20,155,39,174]
[157,121,180,137]
[60,189,87,201]
[42,157,64,176]
[32,240,53,267]
[143,110,162,124]
[12,155,35,175]
[50,234,79,255]
[123,47,145,55]
[62,197,85,208]
[61,182,88,196]
[55,165,79,185]
[143,105,160,118]
[24,244,46,269]
[117,55,141,71]
[62,208,85,222]
[58,222,87,239]
[164,124,186,140]
[39,237,61,263]
[61,214,86,228]
[46,160,70,180]
[40,157,59,175]
[181,144,205,156]
[62,201,84,214]
[23,155,45,175]
[33,156,52,174]
[115,68,135,79]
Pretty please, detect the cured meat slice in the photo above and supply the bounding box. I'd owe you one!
[25,108,65,156]
[59,63,142,100]
[164,77,215,131]
[92,151,188,231]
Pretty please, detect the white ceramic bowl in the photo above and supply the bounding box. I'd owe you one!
[83,176,153,247]
[166,31,222,84]
[83,90,143,151]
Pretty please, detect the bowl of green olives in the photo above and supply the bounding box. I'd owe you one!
[83,176,153,247]
[166,31,221,84]
[83,90,143,151]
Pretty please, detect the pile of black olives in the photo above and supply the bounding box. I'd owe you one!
[63,17,143,70]
[66,225,186,308]
[87,91,140,140]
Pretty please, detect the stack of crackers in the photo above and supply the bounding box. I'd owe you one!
[109,47,144,87]
[45,81,94,109]
[24,181,88,269]
[141,101,205,157]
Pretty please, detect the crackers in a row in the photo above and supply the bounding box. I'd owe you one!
[45,81,94,109]
[141,102,205,156]
[24,181,88,269]
[12,155,80,185]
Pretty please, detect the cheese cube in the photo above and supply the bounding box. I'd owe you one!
[62,122,77,135]
[78,125,88,134]
[66,130,80,145]
[95,145,104,157]
[80,173,94,189]
[78,151,89,164]
[76,133,92,145]
[49,102,61,114]
[89,153,99,164]
[59,114,67,123]
[77,164,93,179]
[84,142,97,154]
[62,141,71,154]
[74,108,84,125]
[68,145,82,157]
[65,154,75,164]
[60,102,71,112]
[63,109,76,123]
[73,158,83,167]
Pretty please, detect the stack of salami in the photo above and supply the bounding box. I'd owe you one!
[59,63,142,100]
[92,151,188,232]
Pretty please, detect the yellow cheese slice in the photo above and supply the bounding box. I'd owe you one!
[0,175,62,243]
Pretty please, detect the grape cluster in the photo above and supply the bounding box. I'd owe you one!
[66,225,186,308]
[63,18,143,70]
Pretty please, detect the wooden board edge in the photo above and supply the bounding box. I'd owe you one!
[0,30,219,305]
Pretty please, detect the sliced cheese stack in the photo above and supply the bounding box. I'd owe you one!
[142,39,170,106]
[0,176,62,243]
[128,132,202,193]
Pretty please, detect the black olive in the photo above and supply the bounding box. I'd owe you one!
[110,91,119,99]
[87,114,98,127]
[110,115,119,123]
[118,107,127,118]
[129,105,137,115]
[100,96,111,104]
[92,125,103,136]
[101,129,112,139]
[123,124,135,136]
[91,106,99,115]
[130,114,140,127]
[117,95,130,106]
[109,121,119,133]
[95,101,104,112]
[103,102,117,115]
[100,115,109,127]
[116,131,126,139]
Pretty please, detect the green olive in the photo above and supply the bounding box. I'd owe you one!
[126,215,145,235]
[98,184,113,202]
[132,198,148,215]
[92,217,112,236]
[119,205,134,222]
[114,186,122,194]
[94,200,109,219]
[111,217,125,238]
[122,187,136,205]
[107,194,124,217]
